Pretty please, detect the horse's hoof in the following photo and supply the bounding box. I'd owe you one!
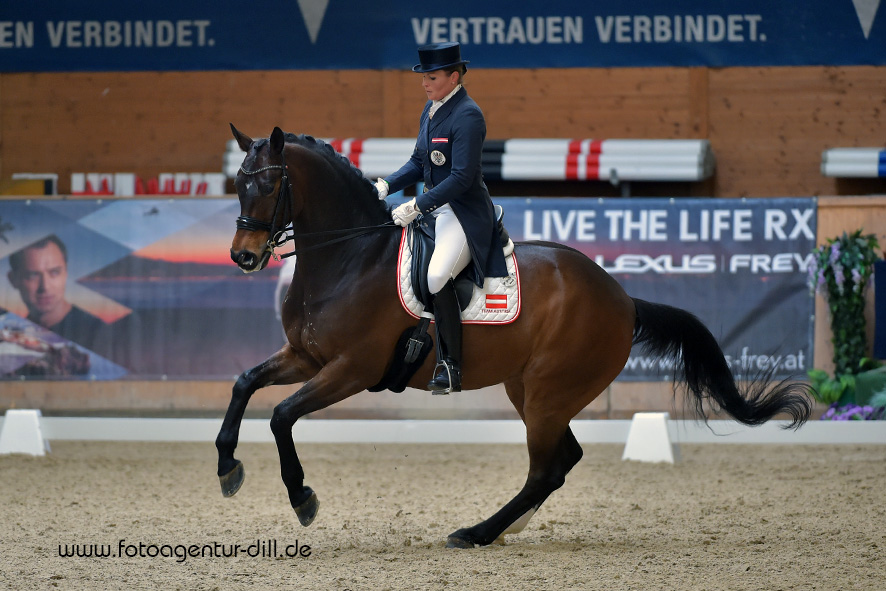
[219,461,245,497]
[445,535,477,549]
[293,487,319,527]
[446,528,479,549]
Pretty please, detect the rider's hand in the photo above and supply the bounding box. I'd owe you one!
[392,198,419,227]
[375,178,389,200]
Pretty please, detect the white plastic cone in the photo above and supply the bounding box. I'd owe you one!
[0,409,50,456]
[621,412,679,463]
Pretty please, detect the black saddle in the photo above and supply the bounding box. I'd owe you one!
[409,204,510,313]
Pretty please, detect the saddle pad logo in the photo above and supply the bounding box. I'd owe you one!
[397,229,521,325]
[485,294,508,310]
[430,150,446,166]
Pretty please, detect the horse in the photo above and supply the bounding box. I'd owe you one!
[216,125,813,549]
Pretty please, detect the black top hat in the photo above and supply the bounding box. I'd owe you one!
[412,42,470,73]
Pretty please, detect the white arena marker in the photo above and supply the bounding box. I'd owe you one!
[0,409,50,456]
[621,412,680,464]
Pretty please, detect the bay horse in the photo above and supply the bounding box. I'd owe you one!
[216,125,812,549]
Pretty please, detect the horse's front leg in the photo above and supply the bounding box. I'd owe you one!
[215,345,309,497]
[268,362,367,526]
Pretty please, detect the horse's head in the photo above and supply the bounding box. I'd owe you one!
[229,124,292,273]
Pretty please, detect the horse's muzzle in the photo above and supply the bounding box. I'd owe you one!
[231,248,270,273]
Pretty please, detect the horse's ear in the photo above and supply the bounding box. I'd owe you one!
[230,123,253,152]
[270,126,285,156]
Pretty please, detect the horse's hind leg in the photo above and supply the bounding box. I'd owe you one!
[215,346,306,497]
[446,418,579,548]
[446,378,584,548]
[504,378,584,480]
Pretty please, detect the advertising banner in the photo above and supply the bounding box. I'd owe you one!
[0,199,284,380]
[0,197,815,382]
[1,1,883,72]
[498,197,816,381]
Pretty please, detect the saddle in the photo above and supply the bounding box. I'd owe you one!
[368,205,513,394]
[408,204,511,313]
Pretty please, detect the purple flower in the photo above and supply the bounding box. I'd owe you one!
[830,243,841,264]
[808,261,818,280]
[834,265,845,295]
[851,268,863,292]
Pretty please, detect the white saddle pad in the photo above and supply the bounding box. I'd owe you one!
[396,228,521,324]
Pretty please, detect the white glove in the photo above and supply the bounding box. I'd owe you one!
[374,178,389,200]
[392,198,419,227]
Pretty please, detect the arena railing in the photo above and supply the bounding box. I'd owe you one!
[821,148,886,178]
[224,138,715,197]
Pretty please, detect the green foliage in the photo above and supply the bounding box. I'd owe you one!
[807,368,856,404]
[807,229,880,376]
[870,391,886,408]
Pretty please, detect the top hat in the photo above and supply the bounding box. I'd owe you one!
[412,42,470,73]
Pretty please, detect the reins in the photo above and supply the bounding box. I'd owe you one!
[237,148,397,259]
[271,221,398,256]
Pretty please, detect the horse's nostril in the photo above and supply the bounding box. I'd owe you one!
[231,250,256,269]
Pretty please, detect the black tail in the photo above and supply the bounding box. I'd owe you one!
[631,298,812,429]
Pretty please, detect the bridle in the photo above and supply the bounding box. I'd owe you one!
[236,147,396,260]
[237,159,295,259]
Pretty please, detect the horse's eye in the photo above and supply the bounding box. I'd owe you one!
[262,183,276,194]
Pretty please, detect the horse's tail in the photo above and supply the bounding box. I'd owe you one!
[631,298,812,429]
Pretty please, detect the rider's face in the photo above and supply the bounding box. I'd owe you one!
[421,70,459,102]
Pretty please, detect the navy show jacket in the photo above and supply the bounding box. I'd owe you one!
[385,86,508,287]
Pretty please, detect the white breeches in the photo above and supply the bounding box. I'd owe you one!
[427,206,472,295]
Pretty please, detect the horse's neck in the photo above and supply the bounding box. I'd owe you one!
[287,144,397,287]
[288,144,388,232]
[294,228,400,298]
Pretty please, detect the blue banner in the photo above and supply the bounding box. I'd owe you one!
[497,197,816,381]
[0,197,814,381]
[1,1,883,72]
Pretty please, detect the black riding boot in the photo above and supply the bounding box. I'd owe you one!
[427,280,462,394]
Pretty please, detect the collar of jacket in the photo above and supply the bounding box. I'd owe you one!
[427,86,466,130]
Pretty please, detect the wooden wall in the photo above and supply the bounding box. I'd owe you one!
[1,66,884,197]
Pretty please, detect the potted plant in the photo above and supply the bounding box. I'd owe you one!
[807,229,882,417]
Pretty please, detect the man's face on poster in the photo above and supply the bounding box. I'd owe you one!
[8,241,69,321]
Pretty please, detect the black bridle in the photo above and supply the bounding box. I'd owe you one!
[236,148,396,260]
[236,152,294,258]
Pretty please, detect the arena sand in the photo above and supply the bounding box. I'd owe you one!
[0,440,883,590]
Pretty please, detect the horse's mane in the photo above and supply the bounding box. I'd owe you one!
[283,133,381,204]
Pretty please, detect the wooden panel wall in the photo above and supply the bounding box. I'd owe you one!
[1,66,884,196]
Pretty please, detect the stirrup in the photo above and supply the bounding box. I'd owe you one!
[428,361,461,395]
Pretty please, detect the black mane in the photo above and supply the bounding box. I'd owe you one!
[284,133,381,204]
